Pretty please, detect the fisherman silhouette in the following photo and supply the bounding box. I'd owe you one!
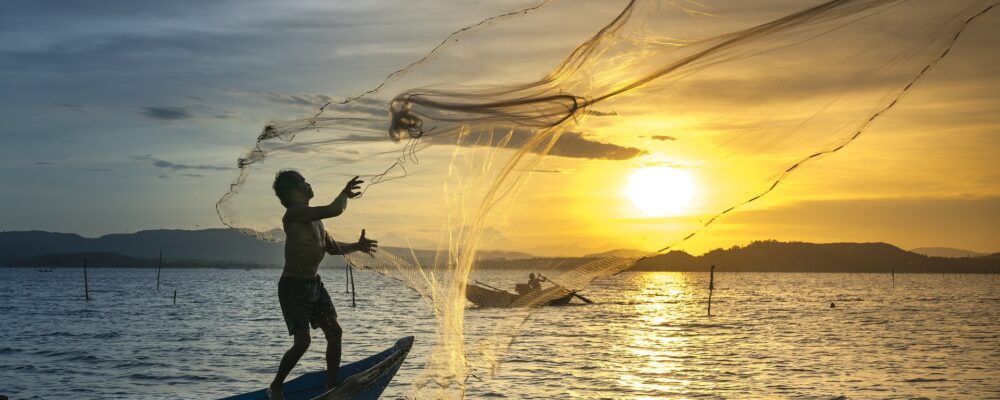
[267,171,378,400]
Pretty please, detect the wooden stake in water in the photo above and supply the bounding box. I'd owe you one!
[156,251,162,292]
[891,267,895,288]
[707,265,715,317]
[173,289,177,305]
[84,257,90,301]
[349,264,357,307]
[345,262,350,293]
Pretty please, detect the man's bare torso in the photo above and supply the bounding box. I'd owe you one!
[282,215,327,279]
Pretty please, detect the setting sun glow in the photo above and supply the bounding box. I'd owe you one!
[625,167,696,217]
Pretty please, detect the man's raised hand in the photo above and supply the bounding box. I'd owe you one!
[342,176,364,199]
[358,229,378,256]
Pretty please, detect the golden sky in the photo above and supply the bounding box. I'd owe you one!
[3,0,997,256]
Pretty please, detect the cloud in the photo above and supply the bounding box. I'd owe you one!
[547,132,646,159]
[141,106,192,121]
[337,97,389,117]
[230,89,388,117]
[264,92,332,108]
[131,155,228,171]
[650,135,676,141]
[583,109,619,117]
[214,111,238,120]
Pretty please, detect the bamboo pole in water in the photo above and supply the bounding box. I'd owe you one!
[173,289,177,305]
[156,251,162,291]
[345,262,350,293]
[707,265,715,317]
[84,258,90,301]
[891,267,895,288]
[349,264,356,307]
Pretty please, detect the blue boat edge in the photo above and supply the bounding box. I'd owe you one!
[222,336,414,400]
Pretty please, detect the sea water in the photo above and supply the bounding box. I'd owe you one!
[0,268,997,399]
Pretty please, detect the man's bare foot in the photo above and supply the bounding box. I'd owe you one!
[267,383,285,400]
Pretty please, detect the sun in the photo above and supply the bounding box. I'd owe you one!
[625,167,696,217]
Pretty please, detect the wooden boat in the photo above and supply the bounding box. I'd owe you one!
[466,283,575,308]
[222,336,413,400]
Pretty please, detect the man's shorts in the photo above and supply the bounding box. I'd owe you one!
[278,275,337,336]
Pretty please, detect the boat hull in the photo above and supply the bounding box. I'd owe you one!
[222,336,413,400]
[466,284,575,308]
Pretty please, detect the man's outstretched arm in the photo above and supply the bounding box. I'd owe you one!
[286,176,363,222]
[325,233,357,255]
[326,229,378,256]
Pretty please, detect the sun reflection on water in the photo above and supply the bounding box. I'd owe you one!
[616,272,700,396]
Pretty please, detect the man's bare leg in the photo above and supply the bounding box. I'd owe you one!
[269,331,311,400]
[319,317,343,390]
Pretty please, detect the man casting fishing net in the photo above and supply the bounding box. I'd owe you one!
[267,171,378,400]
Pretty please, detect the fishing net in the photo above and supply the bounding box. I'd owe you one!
[216,0,996,397]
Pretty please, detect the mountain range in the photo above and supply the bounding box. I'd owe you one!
[0,229,532,268]
[1,230,996,273]
[479,240,999,273]
[626,240,997,273]
[909,247,988,258]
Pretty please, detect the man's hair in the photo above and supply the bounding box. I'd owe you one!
[273,170,302,207]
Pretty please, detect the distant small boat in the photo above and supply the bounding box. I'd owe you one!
[222,336,413,400]
[36,268,54,272]
[466,283,575,308]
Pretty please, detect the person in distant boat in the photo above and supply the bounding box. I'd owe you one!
[528,273,546,291]
[268,170,378,400]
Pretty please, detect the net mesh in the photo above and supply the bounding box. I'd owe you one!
[216,0,997,396]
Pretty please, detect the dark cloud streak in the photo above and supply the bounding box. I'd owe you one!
[264,92,332,108]
[131,155,228,171]
[141,107,192,121]
[583,109,618,117]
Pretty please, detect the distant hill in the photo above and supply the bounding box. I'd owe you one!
[628,241,998,273]
[0,229,285,266]
[479,240,1000,273]
[910,247,987,258]
[10,252,270,269]
[474,250,536,260]
[0,229,532,268]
